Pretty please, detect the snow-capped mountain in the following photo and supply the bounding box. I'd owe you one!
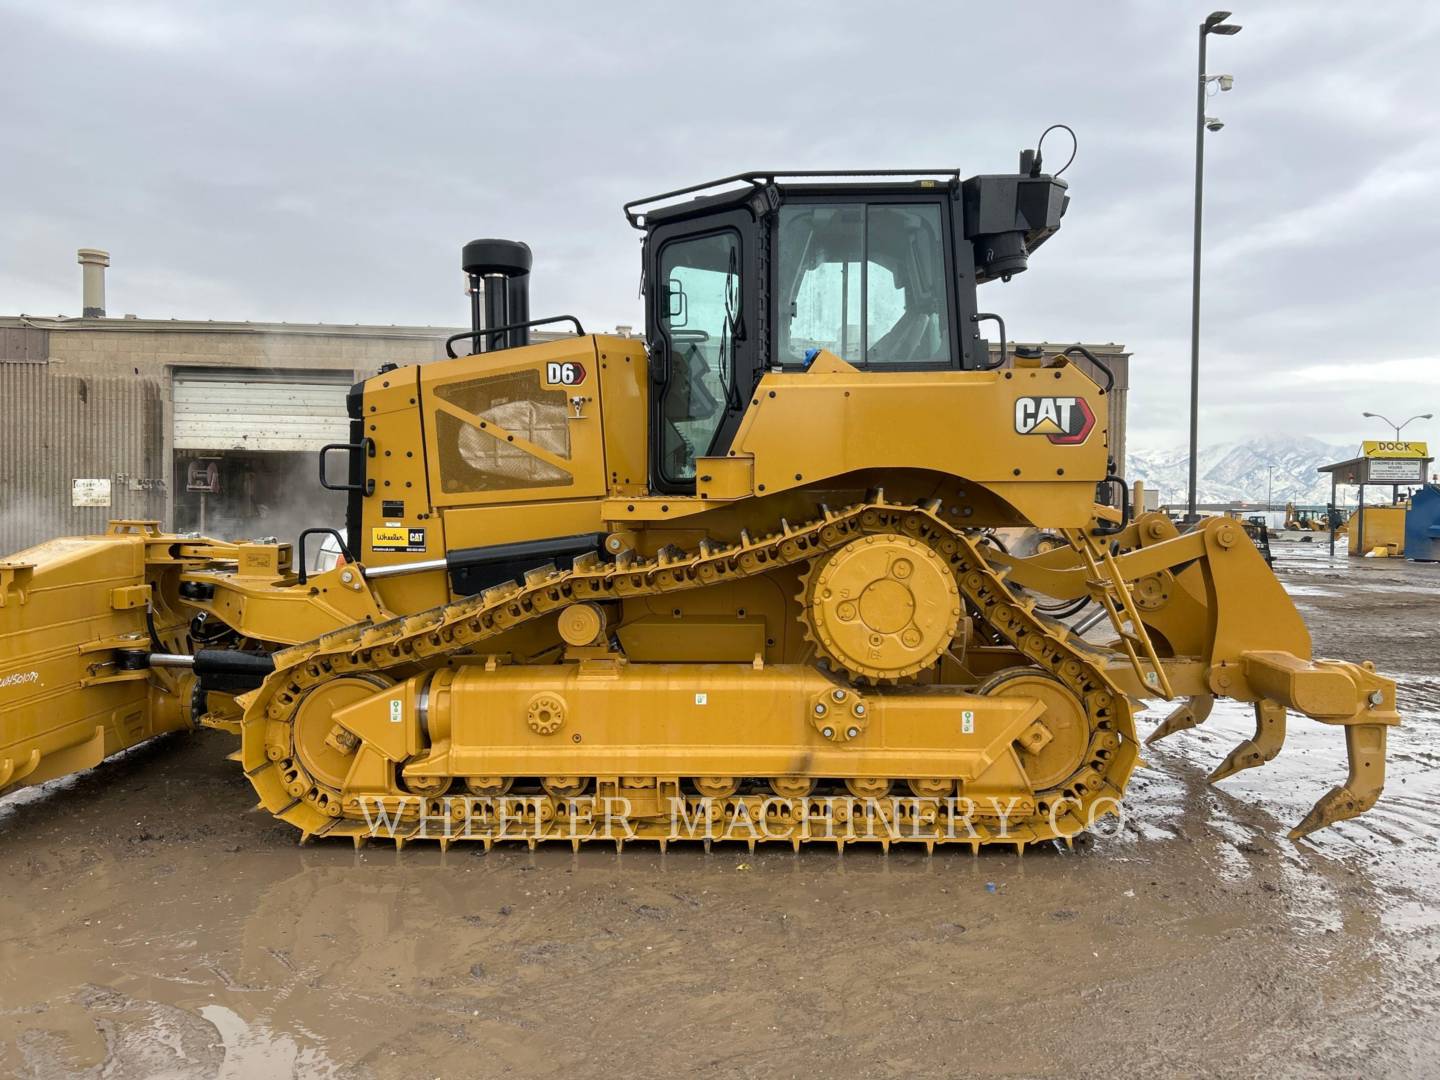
[1126,435,1356,506]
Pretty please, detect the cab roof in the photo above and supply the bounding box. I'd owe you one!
[624,169,962,230]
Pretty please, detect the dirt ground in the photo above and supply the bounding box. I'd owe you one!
[2,541,1437,1079]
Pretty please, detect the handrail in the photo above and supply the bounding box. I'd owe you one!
[445,315,587,358]
[1061,345,1115,394]
[970,312,1007,371]
[1092,475,1131,536]
[296,528,354,585]
[318,438,374,494]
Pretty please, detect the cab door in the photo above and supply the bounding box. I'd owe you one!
[419,337,606,508]
[646,208,759,493]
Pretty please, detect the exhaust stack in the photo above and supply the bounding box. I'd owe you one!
[461,239,532,352]
[77,248,109,318]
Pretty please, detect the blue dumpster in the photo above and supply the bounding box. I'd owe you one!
[1404,484,1440,561]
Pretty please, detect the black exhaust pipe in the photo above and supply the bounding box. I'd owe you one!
[462,239,533,352]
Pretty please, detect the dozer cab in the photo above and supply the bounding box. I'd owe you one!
[0,142,1399,850]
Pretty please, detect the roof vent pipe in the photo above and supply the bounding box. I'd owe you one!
[78,248,109,318]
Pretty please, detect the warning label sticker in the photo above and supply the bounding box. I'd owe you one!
[372,526,426,553]
[72,478,112,507]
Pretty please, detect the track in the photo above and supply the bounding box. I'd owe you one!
[232,498,1139,849]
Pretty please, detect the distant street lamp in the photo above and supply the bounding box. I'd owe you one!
[1361,411,1432,442]
[1267,464,1275,511]
[1186,10,1242,523]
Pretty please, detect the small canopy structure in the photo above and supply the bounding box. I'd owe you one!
[1318,441,1433,555]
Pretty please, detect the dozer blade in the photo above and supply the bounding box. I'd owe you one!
[1146,694,1214,745]
[1,532,194,797]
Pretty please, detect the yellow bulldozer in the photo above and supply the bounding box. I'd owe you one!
[0,147,1399,850]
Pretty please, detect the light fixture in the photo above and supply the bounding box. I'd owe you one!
[1205,117,1225,132]
[1363,411,1434,440]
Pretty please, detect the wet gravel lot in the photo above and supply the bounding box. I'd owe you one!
[1,540,1437,1079]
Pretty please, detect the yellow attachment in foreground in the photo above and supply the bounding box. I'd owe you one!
[0,534,193,796]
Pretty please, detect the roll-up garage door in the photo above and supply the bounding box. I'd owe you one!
[173,368,353,451]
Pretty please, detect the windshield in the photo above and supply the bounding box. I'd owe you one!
[777,202,950,366]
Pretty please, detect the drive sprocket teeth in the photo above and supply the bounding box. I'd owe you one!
[798,532,961,682]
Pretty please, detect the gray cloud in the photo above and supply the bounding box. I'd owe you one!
[3,0,1438,451]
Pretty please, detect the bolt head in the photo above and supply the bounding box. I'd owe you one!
[832,689,847,702]
[846,726,860,739]
[814,702,827,715]
[340,570,354,583]
[822,726,835,739]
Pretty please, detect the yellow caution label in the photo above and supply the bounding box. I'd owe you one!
[371,526,426,553]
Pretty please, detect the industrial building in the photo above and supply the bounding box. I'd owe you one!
[0,251,1129,555]
[0,312,458,556]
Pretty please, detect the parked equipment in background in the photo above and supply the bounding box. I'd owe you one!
[1,141,1400,850]
[1242,515,1274,567]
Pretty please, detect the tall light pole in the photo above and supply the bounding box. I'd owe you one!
[1361,411,1432,442]
[1186,11,1242,523]
[1267,464,1275,511]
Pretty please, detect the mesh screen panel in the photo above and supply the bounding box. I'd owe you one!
[434,370,572,492]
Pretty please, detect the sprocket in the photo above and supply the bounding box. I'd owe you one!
[799,532,961,681]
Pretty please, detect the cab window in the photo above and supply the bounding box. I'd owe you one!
[777,202,951,367]
[657,230,741,483]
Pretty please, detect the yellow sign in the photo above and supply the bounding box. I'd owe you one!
[371,526,426,553]
[1362,440,1428,459]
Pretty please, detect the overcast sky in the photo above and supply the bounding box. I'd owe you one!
[3,0,1438,451]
